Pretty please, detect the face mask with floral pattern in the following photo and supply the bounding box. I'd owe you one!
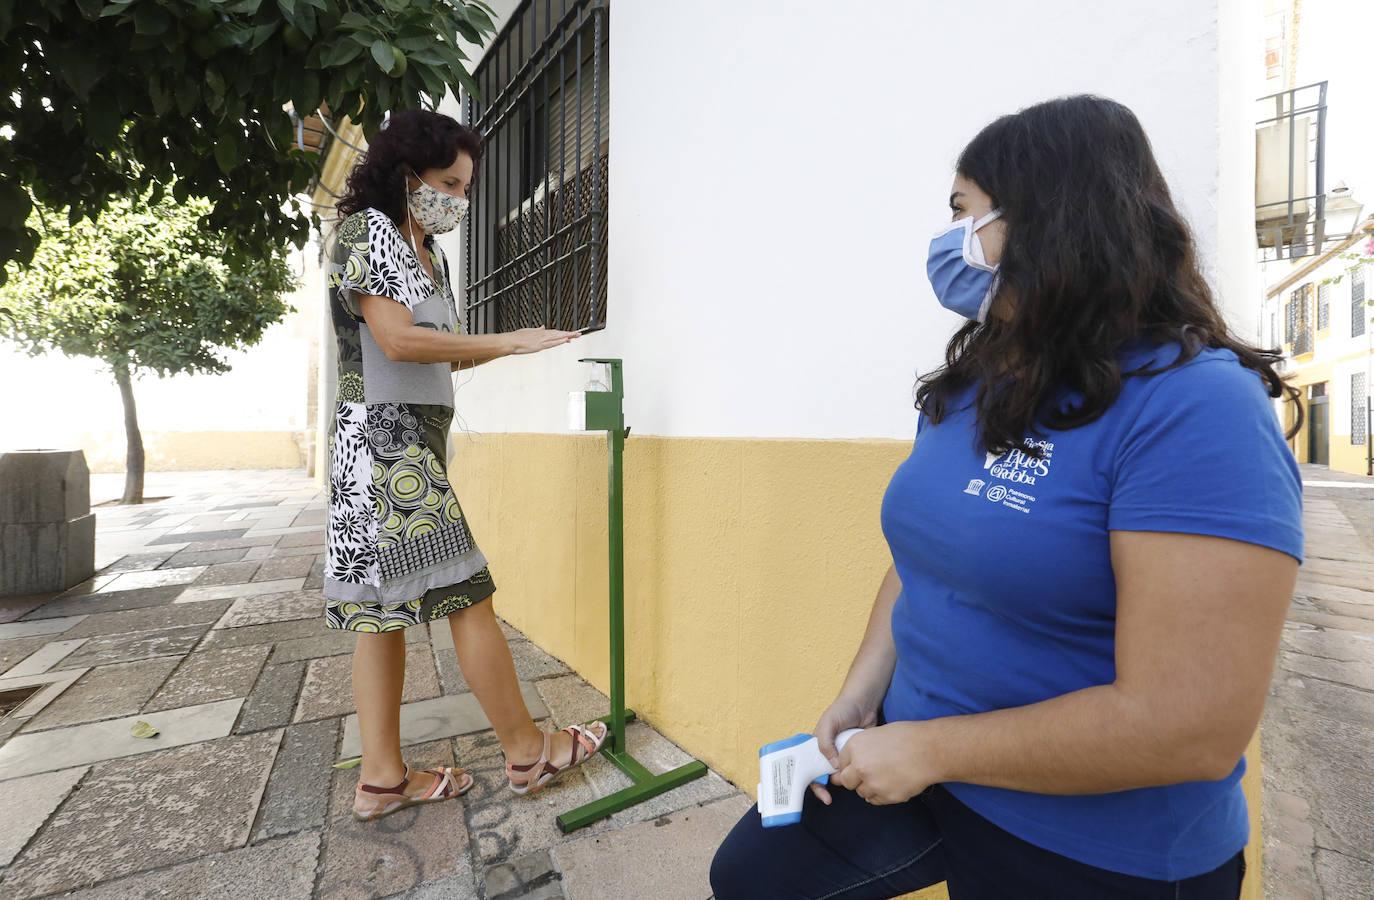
[407,171,469,235]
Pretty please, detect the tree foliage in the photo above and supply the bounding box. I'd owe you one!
[0,193,296,377]
[0,0,497,283]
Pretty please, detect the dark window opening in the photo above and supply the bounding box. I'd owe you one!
[463,0,609,335]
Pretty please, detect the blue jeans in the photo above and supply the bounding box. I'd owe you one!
[710,784,1246,899]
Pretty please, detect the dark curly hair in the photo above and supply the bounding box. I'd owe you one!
[336,109,483,225]
[916,95,1300,455]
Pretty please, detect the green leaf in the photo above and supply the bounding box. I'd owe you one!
[249,22,279,50]
[99,0,137,18]
[205,68,226,98]
[226,0,264,13]
[58,49,103,100]
[463,2,496,34]
[130,720,160,739]
[175,79,199,116]
[214,134,239,174]
[278,0,296,16]
[339,11,371,30]
[370,39,395,73]
[299,0,327,10]
[74,0,102,20]
[133,4,170,35]
[332,756,362,770]
[321,39,364,68]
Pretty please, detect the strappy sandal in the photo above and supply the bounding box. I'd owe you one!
[352,765,475,822]
[505,722,610,796]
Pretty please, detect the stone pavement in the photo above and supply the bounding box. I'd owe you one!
[1262,466,1374,899]
[0,470,744,900]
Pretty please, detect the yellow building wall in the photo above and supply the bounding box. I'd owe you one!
[454,433,1263,899]
[1285,358,1373,476]
[71,431,307,473]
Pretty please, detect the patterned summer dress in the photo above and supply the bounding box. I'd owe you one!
[322,207,494,632]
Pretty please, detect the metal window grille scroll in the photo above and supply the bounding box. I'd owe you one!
[1354,373,1368,446]
[463,0,608,335]
[1293,284,1314,355]
[1317,283,1330,331]
[1285,295,1296,345]
[1354,267,1367,339]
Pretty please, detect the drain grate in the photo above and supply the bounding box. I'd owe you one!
[0,685,43,718]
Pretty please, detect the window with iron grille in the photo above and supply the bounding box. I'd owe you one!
[1285,296,1295,345]
[463,0,608,335]
[1354,372,1368,446]
[1292,284,1313,354]
[1354,267,1367,339]
[1317,282,1330,331]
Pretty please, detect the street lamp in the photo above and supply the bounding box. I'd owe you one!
[1321,182,1365,246]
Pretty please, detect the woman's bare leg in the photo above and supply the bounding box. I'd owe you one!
[353,631,408,786]
[446,600,576,765]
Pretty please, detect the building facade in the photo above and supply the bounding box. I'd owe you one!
[1264,228,1374,474]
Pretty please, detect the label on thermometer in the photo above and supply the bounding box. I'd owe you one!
[771,756,795,807]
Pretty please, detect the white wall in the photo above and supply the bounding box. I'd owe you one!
[443,0,1253,440]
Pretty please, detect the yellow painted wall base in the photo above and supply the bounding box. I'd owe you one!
[50,431,309,473]
[453,433,1261,898]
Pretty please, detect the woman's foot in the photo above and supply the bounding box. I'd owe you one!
[352,764,475,821]
[506,722,610,795]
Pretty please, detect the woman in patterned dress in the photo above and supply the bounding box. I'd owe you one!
[328,110,608,821]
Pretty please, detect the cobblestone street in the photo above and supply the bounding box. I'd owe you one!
[0,471,744,900]
[1263,467,1374,899]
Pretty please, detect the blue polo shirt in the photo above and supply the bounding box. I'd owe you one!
[879,343,1303,880]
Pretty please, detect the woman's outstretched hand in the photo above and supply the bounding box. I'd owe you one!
[507,327,580,355]
[809,694,879,806]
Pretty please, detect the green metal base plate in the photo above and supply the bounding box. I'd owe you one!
[556,708,711,834]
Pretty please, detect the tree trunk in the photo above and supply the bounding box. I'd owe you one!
[114,364,145,505]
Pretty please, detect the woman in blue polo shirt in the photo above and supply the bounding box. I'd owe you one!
[711,95,1303,899]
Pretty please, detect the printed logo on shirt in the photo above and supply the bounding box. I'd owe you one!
[968,438,1056,515]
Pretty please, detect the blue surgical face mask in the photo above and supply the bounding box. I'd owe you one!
[926,209,1003,322]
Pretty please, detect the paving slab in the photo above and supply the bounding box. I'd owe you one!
[276,531,326,548]
[535,675,612,728]
[0,594,57,625]
[177,578,307,604]
[480,850,563,900]
[0,698,244,780]
[315,739,472,899]
[339,684,549,760]
[61,599,234,640]
[241,545,276,561]
[61,831,321,900]
[0,615,87,639]
[0,635,51,674]
[20,656,182,732]
[145,644,271,713]
[236,661,307,734]
[305,557,326,590]
[1,638,88,677]
[102,566,208,592]
[296,643,439,723]
[217,589,324,629]
[59,623,208,668]
[455,726,608,867]
[147,528,249,545]
[397,871,481,899]
[270,543,327,558]
[0,668,88,724]
[253,718,338,842]
[252,555,314,582]
[509,639,571,682]
[270,630,359,664]
[97,551,177,574]
[0,766,87,866]
[159,547,252,568]
[199,616,333,651]
[57,574,121,597]
[0,729,280,898]
[553,794,752,900]
[23,585,187,620]
[1315,847,1374,899]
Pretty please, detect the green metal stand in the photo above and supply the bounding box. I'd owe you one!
[556,359,708,834]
